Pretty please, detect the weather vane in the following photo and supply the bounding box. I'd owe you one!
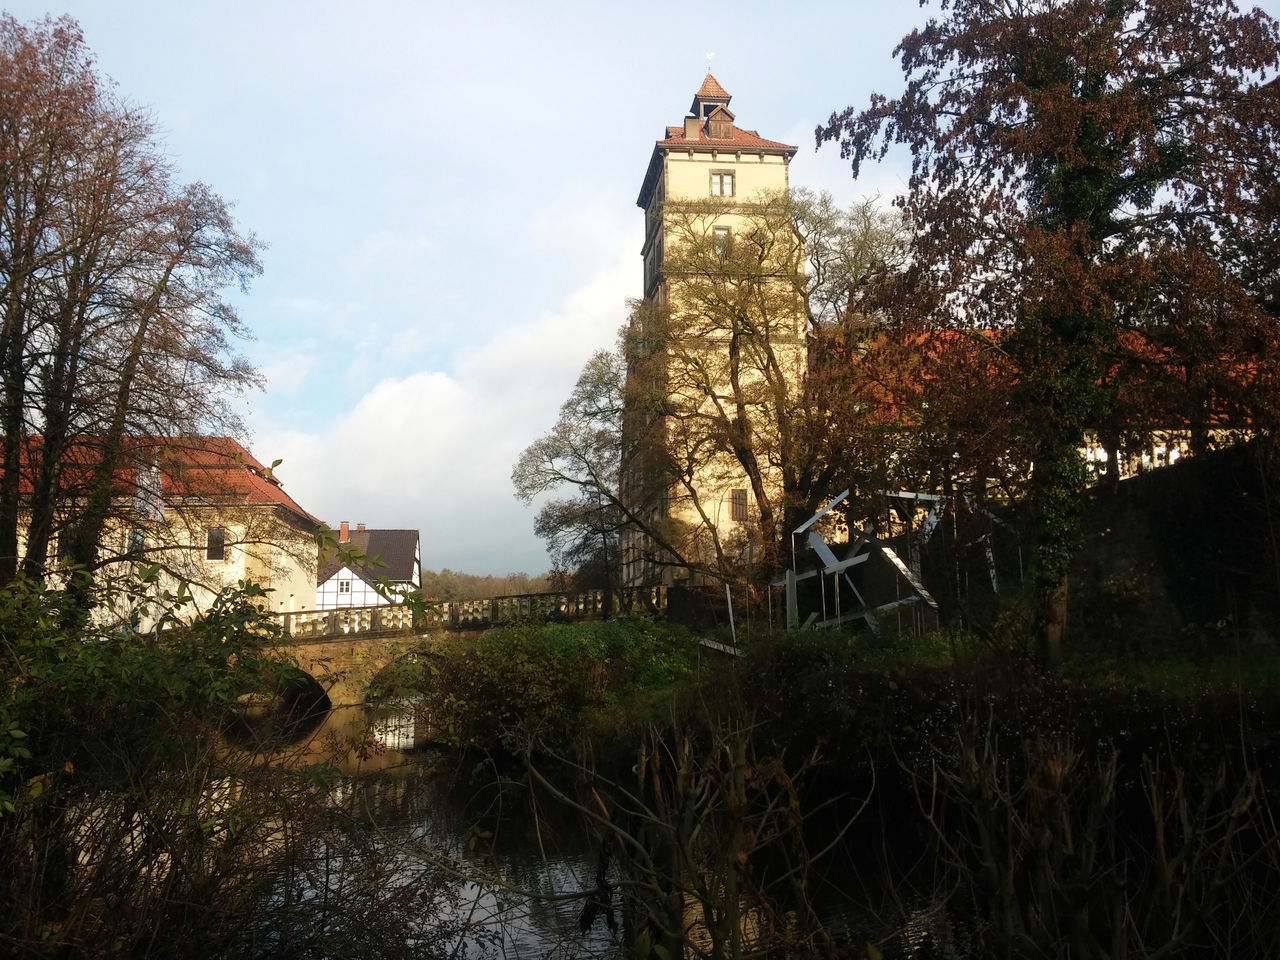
[706,52,715,73]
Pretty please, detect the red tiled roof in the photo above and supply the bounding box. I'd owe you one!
[158,437,319,524]
[2,435,319,526]
[696,73,731,101]
[639,79,798,208]
[656,124,796,151]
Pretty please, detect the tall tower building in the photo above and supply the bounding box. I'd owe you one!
[623,76,803,588]
[636,75,798,302]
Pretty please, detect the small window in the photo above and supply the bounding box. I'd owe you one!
[713,226,732,256]
[730,488,748,522]
[205,527,225,561]
[710,171,734,197]
[128,528,146,554]
[338,579,351,594]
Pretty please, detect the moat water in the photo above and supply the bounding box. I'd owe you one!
[259,702,956,960]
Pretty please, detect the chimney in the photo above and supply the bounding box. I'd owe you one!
[356,523,366,532]
[339,521,350,543]
[684,116,701,139]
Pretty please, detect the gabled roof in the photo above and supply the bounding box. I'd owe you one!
[2,435,319,527]
[318,528,420,587]
[157,437,320,526]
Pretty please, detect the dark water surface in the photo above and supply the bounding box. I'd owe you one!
[272,703,953,959]
[276,702,622,959]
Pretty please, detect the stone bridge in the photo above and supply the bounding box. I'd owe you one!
[266,587,665,706]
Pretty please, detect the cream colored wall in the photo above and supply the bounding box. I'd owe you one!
[663,152,789,202]
[265,535,322,613]
[158,514,316,612]
[11,499,317,627]
[100,507,316,626]
[641,148,800,581]
[668,448,770,556]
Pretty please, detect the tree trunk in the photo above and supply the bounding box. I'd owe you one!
[1039,575,1068,670]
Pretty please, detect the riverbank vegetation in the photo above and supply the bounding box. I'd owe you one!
[413,616,1280,958]
[0,569,488,959]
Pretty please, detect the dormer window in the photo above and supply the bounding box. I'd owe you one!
[711,171,734,197]
[706,104,734,140]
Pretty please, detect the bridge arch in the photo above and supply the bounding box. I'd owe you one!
[286,635,431,708]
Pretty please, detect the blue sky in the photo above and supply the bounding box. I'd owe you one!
[7,1,1274,575]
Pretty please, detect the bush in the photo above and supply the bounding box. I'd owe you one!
[421,618,697,752]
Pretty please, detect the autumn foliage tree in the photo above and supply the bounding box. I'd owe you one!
[0,15,261,592]
[821,0,1280,663]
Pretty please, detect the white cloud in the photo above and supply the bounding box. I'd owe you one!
[252,246,635,575]
[260,354,318,398]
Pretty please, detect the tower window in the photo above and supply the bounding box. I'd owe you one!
[206,527,225,561]
[710,171,734,197]
[730,488,748,522]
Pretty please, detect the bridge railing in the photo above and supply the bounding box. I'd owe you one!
[275,603,417,639]
[269,586,667,642]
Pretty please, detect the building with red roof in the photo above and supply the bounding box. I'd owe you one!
[636,74,797,302]
[4,435,321,618]
[623,77,804,588]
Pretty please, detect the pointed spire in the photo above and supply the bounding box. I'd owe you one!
[691,73,731,118]
[697,73,730,101]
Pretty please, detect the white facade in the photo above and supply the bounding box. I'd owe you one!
[316,566,397,608]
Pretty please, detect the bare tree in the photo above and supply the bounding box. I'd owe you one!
[623,189,909,583]
[0,15,262,592]
[514,346,692,600]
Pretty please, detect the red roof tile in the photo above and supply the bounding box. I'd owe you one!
[2,435,319,526]
[158,437,319,524]
[639,78,798,208]
[696,73,731,101]
[656,124,797,152]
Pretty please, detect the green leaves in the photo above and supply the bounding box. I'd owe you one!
[0,570,286,818]
[416,619,696,752]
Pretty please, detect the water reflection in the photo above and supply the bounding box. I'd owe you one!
[263,700,622,958]
[261,701,956,959]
